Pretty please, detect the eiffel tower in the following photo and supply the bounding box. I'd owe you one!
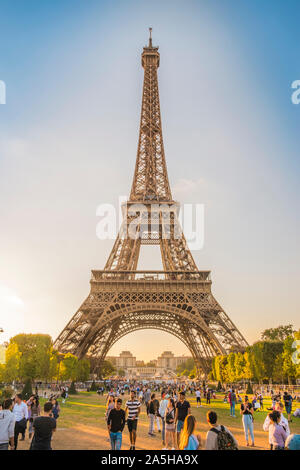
[54,30,248,377]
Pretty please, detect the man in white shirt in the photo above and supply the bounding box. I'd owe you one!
[159,393,169,448]
[263,401,290,450]
[13,394,28,450]
[195,389,201,407]
[0,399,15,450]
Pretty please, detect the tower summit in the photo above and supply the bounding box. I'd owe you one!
[54,33,248,377]
[130,27,170,202]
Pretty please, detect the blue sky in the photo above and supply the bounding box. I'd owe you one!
[0,0,299,360]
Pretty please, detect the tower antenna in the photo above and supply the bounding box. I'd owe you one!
[149,27,152,47]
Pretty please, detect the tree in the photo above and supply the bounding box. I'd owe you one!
[48,350,59,381]
[4,342,21,382]
[22,378,33,400]
[117,369,126,377]
[243,348,255,381]
[0,364,5,382]
[60,353,78,381]
[0,386,14,400]
[213,356,222,382]
[219,356,229,384]
[176,358,195,376]
[211,357,217,381]
[251,341,283,383]
[226,352,237,383]
[89,381,98,392]
[261,325,295,342]
[234,352,246,381]
[7,334,52,382]
[77,359,90,382]
[282,331,300,383]
[97,360,116,379]
[216,381,222,391]
[69,380,77,395]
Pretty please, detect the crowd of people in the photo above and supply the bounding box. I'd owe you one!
[103,382,300,451]
[0,381,299,451]
[0,391,61,450]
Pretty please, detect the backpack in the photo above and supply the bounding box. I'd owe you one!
[165,409,175,424]
[210,425,238,450]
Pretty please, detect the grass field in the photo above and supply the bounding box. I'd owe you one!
[17,391,300,450]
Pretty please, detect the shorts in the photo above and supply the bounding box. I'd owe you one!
[127,419,138,432]
[177,420,184,432]
[196,397,201,403]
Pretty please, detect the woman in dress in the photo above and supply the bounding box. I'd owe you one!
[28,396,41,439]
[179,415,201,450]
[164,397,176,450]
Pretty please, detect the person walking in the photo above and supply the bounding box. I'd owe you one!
[105,396,115,442]
[283,391,293,423]
[164,397,176,450]
[12,394,28,450]
[205,411,238,450]
[29,402,56,450]
[175,391,191,447]
[0,399,15,450]
[144,388,151,411]
[240,395,255,447]
[206,389,211,405]
[268,410,288,450]
[179,415,201,450]
[148,393,160,436]
[125,390,141,451]
[107,398,125,450]
[229,388,237,417]
[28,396,41,439]
[51,398,60,423]
[195,389,201,408]
[159,393,168,447]
[263,401,290,450]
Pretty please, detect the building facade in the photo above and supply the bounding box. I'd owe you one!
[107,350,192,378]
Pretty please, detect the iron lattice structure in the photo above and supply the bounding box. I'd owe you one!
[54,31,248,376]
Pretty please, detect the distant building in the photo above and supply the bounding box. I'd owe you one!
[107,351,136,369]
[106,350,192,378]
[157,351,191,370]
